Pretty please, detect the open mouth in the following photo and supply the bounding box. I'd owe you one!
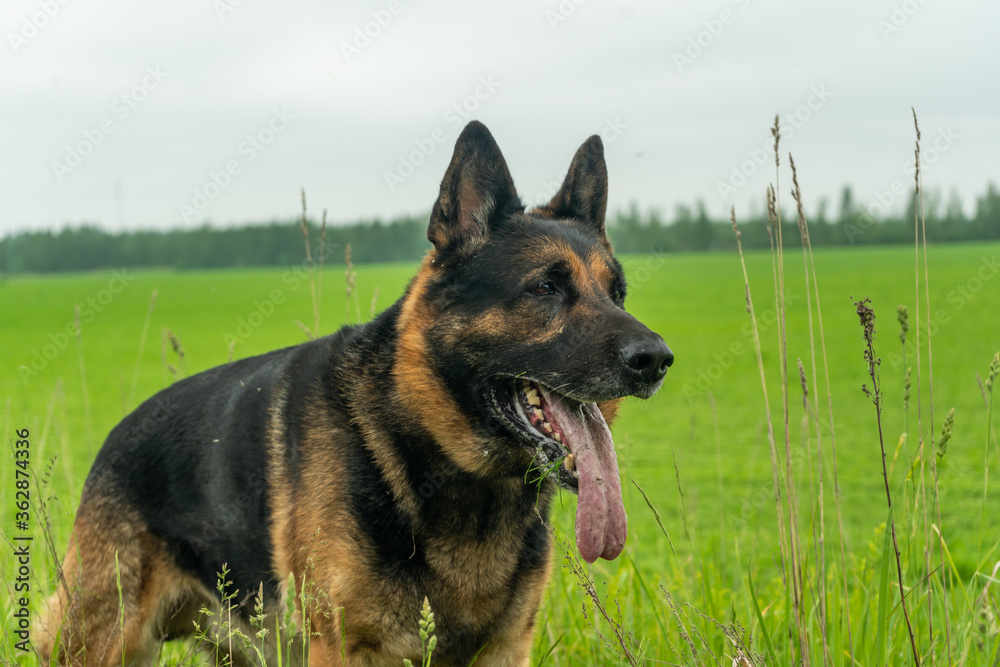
[490,378,627,563]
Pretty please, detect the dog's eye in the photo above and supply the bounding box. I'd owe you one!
[529,281,558,296]
[612,289,625,304]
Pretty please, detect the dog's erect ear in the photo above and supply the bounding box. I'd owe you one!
[533,135,608,239]
[427,121,522,259]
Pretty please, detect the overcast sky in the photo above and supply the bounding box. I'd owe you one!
[2,0,997,236]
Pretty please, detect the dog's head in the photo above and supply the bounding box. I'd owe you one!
[394,121,672,562]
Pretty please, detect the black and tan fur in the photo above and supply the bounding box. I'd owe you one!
[38,122,673,666]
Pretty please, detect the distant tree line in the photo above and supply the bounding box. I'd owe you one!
[608,183,1000,255]
[2,184,998,273]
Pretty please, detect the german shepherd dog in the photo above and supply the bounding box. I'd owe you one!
[38,121,673,666]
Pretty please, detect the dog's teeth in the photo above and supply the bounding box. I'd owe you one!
[564,453,575,472]
[533,407,544,420]
[543,422,553,434]
[553,432,562,443]
[526,388,541,406]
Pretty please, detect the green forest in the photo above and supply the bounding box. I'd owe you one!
[3,184,998,273]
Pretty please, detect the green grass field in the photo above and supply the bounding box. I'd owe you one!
[2,241,999,665]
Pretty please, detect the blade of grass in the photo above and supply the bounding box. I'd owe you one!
[126,289,157,412]
[980,352,998,560]
[748,567,779,665]
[534,631,565,666]
[632,480,676,558]
[623,550,668,644]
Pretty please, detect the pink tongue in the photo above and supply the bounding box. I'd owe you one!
[541,390,627,563]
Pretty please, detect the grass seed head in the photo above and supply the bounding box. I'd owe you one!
[766,185,777,229]
[897,304,909,345]
[789,154,809,243]
[283,572,298,637]
[798,357,808,409]
[904,366,912,410]
[345,244,357,300]
[912,108,922,192]
[300,188,313,265]
[167,329,184,357]
[855,297,880,400]
[936,406,955,459]
[856,298,876,346]
[987,351,1000,392]
[771,114,781,168]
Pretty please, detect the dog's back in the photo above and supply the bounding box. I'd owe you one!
[38,335,338,664]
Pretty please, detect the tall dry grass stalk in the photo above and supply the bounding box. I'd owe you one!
[127,289,157,413]
[166,329,186,378]
[789,157,835,665]
[856,298,921,665]
[769,118,807,663]
[911,108,952,661]
[74,306,93,451]
[299,189,320,340]
[370,286,380,320]
[345,244,359,323]
[907,109,936,661]
[761,189,790,586]
[802,185,856,663]
[729,206,791,647]
[981,352,1000,559]
[316,209,328,336]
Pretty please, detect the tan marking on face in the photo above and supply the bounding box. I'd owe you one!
[598,398,622,425]
[449,239,622,367]
[585,248,616,294]
[452,303,562,351]
[526,237,616,300]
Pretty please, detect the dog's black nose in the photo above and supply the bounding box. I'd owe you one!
[621,336,673,386]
